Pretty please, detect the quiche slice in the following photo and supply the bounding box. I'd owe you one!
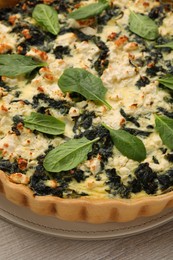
[1,0,173,223]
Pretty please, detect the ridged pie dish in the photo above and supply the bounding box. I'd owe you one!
[1,170,173,223]
[1,0,173,223]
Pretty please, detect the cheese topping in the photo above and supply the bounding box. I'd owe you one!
[0,0,173,199]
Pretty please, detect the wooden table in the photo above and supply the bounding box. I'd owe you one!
[0,216,173,260]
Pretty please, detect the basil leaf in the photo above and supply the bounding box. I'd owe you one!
[155,114,173,150]
[129,11,159,40]
[0,54,46,77]
[43,137,99,172]
[32,4,60,35]
[67,0,109,20]
[103,124,146,161]
[58,68,111,109]
[158,75,173,90]
[155,41,173,49]
[24,112,65,135]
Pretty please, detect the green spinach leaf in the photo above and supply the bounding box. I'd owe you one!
[158,75,173,90]
[43,137,99,172]
[0,54,46,77]
[32,4,60,35]
[155,41,173,49]
[24,112,65,135]
[103,124,146,161]
[129,11,159,40]
[155,114,173,150]
[67,0,109,20]
[58,68,111,109]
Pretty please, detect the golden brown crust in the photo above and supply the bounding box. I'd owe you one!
[0,0,20,8]
[1,170,173,223]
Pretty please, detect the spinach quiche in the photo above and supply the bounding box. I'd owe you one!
[1,0,173,223]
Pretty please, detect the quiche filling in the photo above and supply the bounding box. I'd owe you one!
[0,0,173,200]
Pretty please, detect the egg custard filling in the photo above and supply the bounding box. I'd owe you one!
[0,0,173,207]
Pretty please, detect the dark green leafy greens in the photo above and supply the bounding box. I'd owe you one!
[155,114,173,150]
[24,112,65,135]
[58,68,111,109]
[43,137,99,172]
[0,54,46,77]
[155,41,173,49]
[129,11,159,40]
[67,0,109,20]
[158,75,173,90]
[32,4,60,35]
[103,124,146,161]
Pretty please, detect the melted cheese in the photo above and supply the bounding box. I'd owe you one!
[0,0,173,198]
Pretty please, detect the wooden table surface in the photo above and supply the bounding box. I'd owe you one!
[0,216,173,260]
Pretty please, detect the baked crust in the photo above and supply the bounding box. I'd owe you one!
[1,170,173,223]
[0,0,20,8]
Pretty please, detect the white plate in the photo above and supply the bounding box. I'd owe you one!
[0,193,173,240]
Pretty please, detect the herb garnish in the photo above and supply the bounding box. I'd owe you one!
[155,41,173,49]
[129,11,159,40]
[43,137,99,172]
[0,54,46,77]
[155,114,173,150]
[158,75,173,91]
[58,68,112,109]
[24,112,65,135]
[103,124,146,161]
[32,4,60,35]
[67,0,109,20]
